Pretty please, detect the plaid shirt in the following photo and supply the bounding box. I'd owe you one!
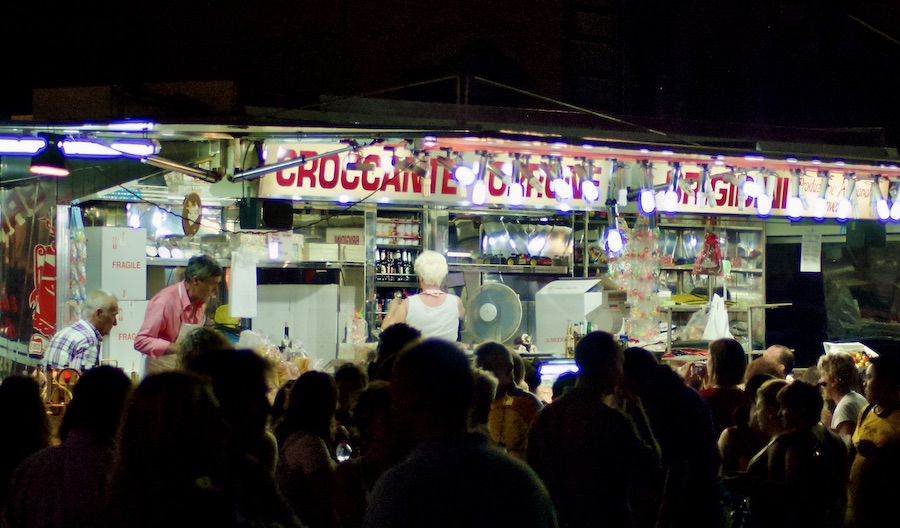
[46,319,102,371]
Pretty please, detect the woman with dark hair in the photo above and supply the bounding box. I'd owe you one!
[4,366,131,528]
[0,376,50,506]
[701,338,748,435]
[99,371,232,528]
[274,370,340,528]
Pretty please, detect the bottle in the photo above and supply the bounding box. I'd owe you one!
[130,363,140,385]
[402,250,412,280]
[564,320,575,358]
[281,322,291,353]
[585,321,592,334]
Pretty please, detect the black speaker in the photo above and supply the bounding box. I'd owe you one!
[239,198,293,229]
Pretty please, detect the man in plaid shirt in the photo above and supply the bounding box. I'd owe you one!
[47,290,119,371]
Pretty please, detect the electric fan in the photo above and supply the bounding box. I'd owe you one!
[465,282,523,344]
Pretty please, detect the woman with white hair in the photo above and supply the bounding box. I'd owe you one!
[380,250,464,342]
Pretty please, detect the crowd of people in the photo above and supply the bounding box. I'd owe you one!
[1,325,898,528]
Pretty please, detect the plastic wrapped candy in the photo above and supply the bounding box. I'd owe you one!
[692,231,723,276]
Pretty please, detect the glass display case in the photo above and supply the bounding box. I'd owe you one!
[441,210,576,348]
[657,215,767,353]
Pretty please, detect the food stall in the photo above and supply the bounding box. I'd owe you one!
[2,99,900,382]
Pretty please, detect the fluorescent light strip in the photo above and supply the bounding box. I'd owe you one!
[0,136,47,155]
[60,138,160,158]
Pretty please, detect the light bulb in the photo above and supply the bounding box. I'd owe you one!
[891,200,900,221]
[557,202,572,212]
[639,189,656,214]
[508,182,524,206]
[742,177,762,198]
[472,180,487,205]
[455,165,475,186]
[581,180,599,202]
[813,196,828,220]
[875,198,890,220]
[836,198,852,222]
[552,178,573,200]
[606,228,624,253]
[757,194,773,217]
[786,196,805,219]
[661,188,678,213]
[617,188,628,207]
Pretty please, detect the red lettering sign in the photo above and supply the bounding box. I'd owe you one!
[29,242,56,338]
[111,261,142,269]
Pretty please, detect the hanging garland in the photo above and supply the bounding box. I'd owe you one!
[608,215,661,344]
[68,206,88,324]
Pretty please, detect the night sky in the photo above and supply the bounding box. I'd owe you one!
[3,1,900,144]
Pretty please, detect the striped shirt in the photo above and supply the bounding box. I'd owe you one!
[46,319,102,371]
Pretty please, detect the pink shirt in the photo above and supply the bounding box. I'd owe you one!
[135,281,205,358]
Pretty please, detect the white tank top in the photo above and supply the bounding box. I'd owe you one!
[406,293,461,342]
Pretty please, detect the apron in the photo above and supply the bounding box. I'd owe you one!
[144,287,205,375]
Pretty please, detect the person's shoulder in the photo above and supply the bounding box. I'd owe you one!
[848,391,869,405]
[509,386,544,407]
[11,444,61,480]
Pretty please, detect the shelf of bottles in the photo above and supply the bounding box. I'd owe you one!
[376,249,419,286]
[374,213,422,327]
[375,214,421,286]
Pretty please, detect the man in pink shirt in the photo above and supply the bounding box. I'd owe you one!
[135,254,223,375]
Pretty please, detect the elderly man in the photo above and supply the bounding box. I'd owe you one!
[763,344,795,381]
[135,254,223,375]
[46,289,119,371]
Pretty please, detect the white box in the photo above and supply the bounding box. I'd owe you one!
[302,243,339,261]
[823,341,879,358]
[253,283,357,366]
[85,227,147,300]
[266,232,304,261]
[103,300,148,378]
[341,245,366,262]
[535,278,625,356]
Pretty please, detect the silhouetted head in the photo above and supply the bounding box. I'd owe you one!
[474,341,513,383]
[112,371,227,489]
[373,323,422,381]
[280,370,337,443]
[59,365,131,442]
[708,338,747,387]
[574,331,623,393]
[391,338,473,439]
[182,348,274,451]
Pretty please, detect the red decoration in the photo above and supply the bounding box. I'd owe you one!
[692,231,723,276]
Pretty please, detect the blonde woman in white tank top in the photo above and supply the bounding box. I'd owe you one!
[381,250,465,341]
